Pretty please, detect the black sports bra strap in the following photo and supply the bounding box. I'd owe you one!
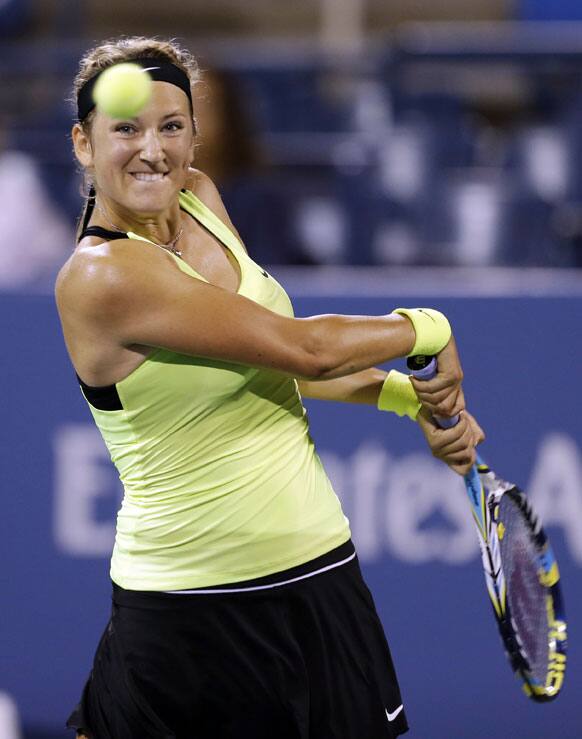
[80,226,128,241]
[76,373,123,411]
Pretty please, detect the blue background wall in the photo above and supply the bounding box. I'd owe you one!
[1,282,581,738]
[519,0,582,20]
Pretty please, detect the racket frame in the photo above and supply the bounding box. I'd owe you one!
[408,355,567,701]
[475,463,567,701]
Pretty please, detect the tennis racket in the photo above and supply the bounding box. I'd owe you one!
[408,355,567,702]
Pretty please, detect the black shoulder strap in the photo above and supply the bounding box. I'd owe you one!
[80,226,128,241]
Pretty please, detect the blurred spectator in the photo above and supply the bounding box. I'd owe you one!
[0,0,31,39]
[193,68,260,186]
[193,67,316,265]
[0,692,22,739]
[0,124,73,289]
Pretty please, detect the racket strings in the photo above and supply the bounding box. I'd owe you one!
[498,495,549,684]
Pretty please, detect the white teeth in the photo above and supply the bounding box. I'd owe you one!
[132,173,165,181]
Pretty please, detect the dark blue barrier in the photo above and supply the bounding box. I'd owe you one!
[1,278,581,738]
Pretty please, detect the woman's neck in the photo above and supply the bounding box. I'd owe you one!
[94,197,183,247]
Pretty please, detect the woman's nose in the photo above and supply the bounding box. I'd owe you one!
[139,129,164,163]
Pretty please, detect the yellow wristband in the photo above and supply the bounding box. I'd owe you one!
[393,308,451,357]
[377,370,421,421]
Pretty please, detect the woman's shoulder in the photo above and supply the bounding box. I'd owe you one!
[184,167,219,200]
[184,168,227,217]
[57,238,132,285]
[184,168,248,253]
[55,238,151,319]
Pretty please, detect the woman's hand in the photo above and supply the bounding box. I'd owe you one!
[409,336,465,419]
[417,408,485,476]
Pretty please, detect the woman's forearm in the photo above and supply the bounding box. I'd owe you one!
[298,313,415,380]
[297,367,388,405]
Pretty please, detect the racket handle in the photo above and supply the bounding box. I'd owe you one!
[408,356,486,510]
[407,356,460,429]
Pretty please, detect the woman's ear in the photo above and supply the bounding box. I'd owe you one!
[72,123,93,168]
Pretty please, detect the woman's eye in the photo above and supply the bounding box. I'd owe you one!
[115,124,136,134]
[164,122,183,132]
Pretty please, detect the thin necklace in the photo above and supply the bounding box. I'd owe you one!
[95,202,183,257]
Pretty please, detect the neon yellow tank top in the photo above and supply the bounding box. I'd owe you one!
[81,190,350,590]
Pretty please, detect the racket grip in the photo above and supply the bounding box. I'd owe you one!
[408,357,486,478]
[407,356,460,428]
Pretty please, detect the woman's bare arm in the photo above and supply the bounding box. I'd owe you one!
[56,240,416,382]
[298,368,387,404]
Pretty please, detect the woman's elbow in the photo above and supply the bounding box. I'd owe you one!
[282,316,336,380]
[290,345,338,381]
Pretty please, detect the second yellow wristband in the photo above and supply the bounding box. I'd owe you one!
[377,370,421,421]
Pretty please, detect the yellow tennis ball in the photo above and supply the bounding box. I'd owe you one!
[93,63,152,119]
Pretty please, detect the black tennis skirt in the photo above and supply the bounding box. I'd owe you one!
[67,540,408,738]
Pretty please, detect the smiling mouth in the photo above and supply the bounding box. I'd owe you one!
[130,172,168,182]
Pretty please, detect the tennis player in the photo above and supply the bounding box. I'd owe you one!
[56,37,483,739]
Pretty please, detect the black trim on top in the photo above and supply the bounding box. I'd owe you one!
[80,226,128,241]
[76,374,124,411]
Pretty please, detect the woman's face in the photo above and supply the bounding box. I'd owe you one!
[73,81,195,217]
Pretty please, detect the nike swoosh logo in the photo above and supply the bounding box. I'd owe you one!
[417,309,434,322]
[385,704,404,722]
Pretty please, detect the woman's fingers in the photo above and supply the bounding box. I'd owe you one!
[409,335,466,416]
[410,380,465,417]
[431,424,474,457]
[464,410,486,446]
[410,373,460,395]
[417,407,468,446]
[434,336,464,381]
[435,447,475,464]
[417,409,477,476]
[448,455,476,476]
[412,337,485,477]
[418,387,465,418]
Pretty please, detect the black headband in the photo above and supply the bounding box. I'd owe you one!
[77,57,193,121]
